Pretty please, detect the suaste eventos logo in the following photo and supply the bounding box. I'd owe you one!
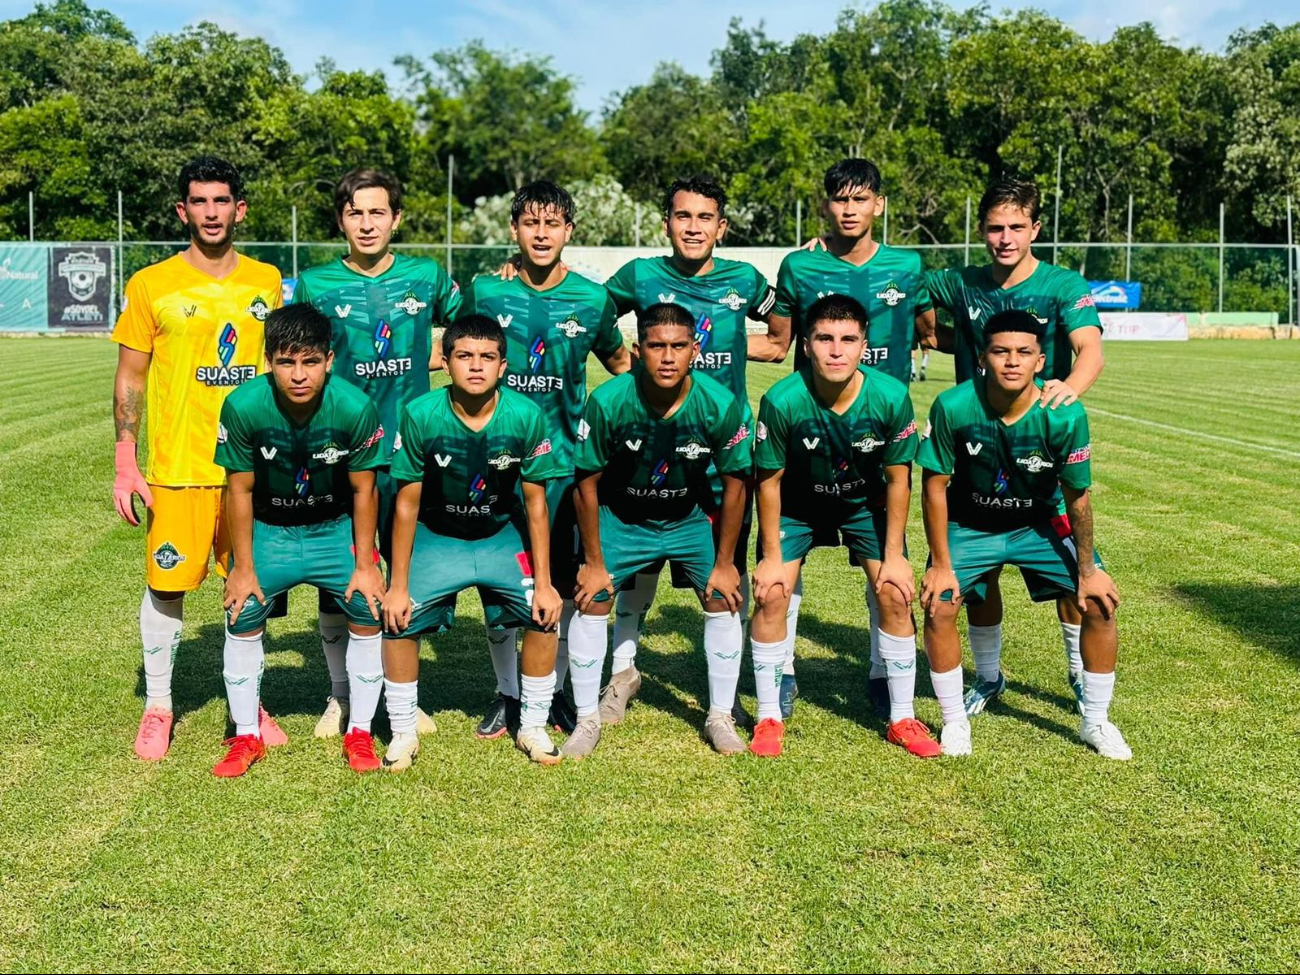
[196,323,256,387]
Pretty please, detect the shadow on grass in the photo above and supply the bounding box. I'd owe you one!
[1174,583,1300,664]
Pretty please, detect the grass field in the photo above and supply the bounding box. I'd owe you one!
[1,338,1298,972]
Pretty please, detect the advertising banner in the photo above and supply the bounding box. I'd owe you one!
[48,245,113,329]
[1100,312,1188,340]
[0,245,48,330]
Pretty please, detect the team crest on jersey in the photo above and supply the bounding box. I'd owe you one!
[152,541,186,571]
[650,458,670,487]
[393,432,403,451]
[313,442,349,465]
[528,336,546,372]
[247,296,271,322]
[469,473,488,504]
[694,315,713,350]
[394,290,427,316]
[1016,451,1053,473]
[1023,306,1050,325]
[488,451,520,471]
[852,434,886,453]
[294,467,311,497]
[555,316,587,338]
[719,288,744,312]
[374,320,392,358]
[577,419,590,442]
[756,421,768,443]
[875,280,907,307]
[676,440,711,460]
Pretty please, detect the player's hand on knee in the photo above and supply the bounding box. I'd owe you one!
[223,567,264,626]
[1076,568,1119,619]
[383,585,412,633]
[876,554,916,605]
[574,563,614,612]
[705,563,742,613]
[532,581,562,630]
[751,558,787,606]
[346,564,387,621]
[112,442,153,526]
[921,565,960,615]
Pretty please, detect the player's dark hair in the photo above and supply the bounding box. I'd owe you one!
[663,175,727,219]
[511,180,575,225]
[824,158,882,197]
[265,304,331,358]
[637,302,696,342]
[177,155,243,202]
[983,308,1045,346]
[334,168,404,218]
[804,293,868,337]
[443,314,506,356]
[978,175,1041,224]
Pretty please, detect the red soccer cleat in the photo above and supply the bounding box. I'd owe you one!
[749,717,785,758]
[212,734,267,777]
[259,706,289,747]
[886,717,941,758]
[134,707,174,761]
[342,728,381,773]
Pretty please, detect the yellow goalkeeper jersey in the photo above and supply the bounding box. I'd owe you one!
[112,252,282,486]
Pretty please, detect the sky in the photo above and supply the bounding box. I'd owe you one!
[2,0,1283,112]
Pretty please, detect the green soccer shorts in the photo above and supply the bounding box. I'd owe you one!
[667,482,752,589]
[775,504,892,565]
[227,516,380,635]
[936,520,1104,605]
[589,507,716,602]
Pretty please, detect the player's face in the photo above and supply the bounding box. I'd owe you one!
[446,338,506,396]
[823,184,883,240]
[338,187,402,257]
[634,324,698,389]
[981,204,1041,268]
[511,204,572,269]
[664,191,727,262]
[805,319,866,383]
[268,347,334,405]
[176,181,246,249]
[981,333,1045,394]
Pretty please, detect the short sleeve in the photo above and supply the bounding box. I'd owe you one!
[214,398,254,472]
[520,407,563,482]
[289,273,310,306]
[604,260,638,316]
[388,405,426,483]
[754,394,789,472]
[924,268,959,315]
[1056,408,1092,490]
[592,293,624,359]
[1061,273,1103,334]
[912,262,934,314]
[712,396,754,475]
[436,270,463,324]
[773,255,798,319]
[111,273,155,353]
[268,274,285,311]
[747,265,776,321]
[915,397,954,476]
[882,392,918,466]
[572,394,611,471]
[348,398,386,471]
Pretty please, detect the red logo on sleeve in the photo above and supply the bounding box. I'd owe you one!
[1066,445,1091,464]
[528,439,552,459]
[893,419,918,442]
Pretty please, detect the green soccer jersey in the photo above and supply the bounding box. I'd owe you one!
[925,261,1102,383]
[604,255,774,400]
[916,379,1092,531]
[756,366,917,521]
[774,244,933,382]
[390,386,561,540]
[291,253,463,458]
[215,374,385,527]
[573,370,754,530]
[461,271,623,475]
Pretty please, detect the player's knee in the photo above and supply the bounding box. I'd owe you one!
[925,598,961,626]
[582,600,613,618]
[874,583,909,615]
[1082,598,1118,624]
[348,624,381,637]
[701,596,732,614]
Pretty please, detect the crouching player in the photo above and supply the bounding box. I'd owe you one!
[750,295,935,758]
[916,309,1130,759]
[213,304,388,777]
[565,303,752,759]
[381,315,564,769]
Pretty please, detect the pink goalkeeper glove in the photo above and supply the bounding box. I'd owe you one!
[114,441,153,526]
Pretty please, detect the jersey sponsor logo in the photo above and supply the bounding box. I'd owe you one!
[374,320,392,358]
[676,440,711,460]
[860,348,889,365]
[356,358,413,379]
[1016,451,1054,473]
[725,423,749,449]
[487,451,520,471]
[966,441,983,456]
[184,304,197,318]
[802,436,821,450]
[625,438,643,451]
[1066,444,1091,464]
[1072,295,1097,310]
[650,458,670,487]
[218,323,238,367]
[434,453,452,467]
[528,438,552,459]
[469,473,488,504]
[294,466,311,497]
[973,491,1033,510]
[260,446,278,460]
[693,314,713,350]
[528,336,547,372]
[152,541,186,570]
[361,425,385,450]
[196,323,256,386]
[313,442,349,465]
[247,296,271,322]
[968,306,982,320]
[394,290,427,316]
[994,468,1010,495]
[756,421,768,443]
[577,419,591,441]
[719,288,745,312]
[555,316,587,337]
[892,420,917,442]
[216,422,228,445]
[498,313,514,329]
[335,303,352,319]
[853,434,886,453]
[507,374,563,393]
[815,457,866,495]
[876,280,907,307]
[658,292,676,304]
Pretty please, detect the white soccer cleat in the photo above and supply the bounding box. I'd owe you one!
[940,720,972,757]
[1080,719,1132,761]
[383,732,420,772]
[515,726,562,766]
[414,707,438,735]
[313,696,349,739]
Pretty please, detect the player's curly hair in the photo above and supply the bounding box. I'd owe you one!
[334,169,403,218]
[663,175,727,219]
[511,180,575,225]
[265,304,331,358]
[178,156,243,202]
[978,176,1042,225]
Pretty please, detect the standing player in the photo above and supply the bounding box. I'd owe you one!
[750,294,935,758]
[459,180,630,740]
[757,159,937,720]
[381,315,565,769]
[925,177,1105,715]
[213,305,388,776]
[564,303,753,759]
[112,156,283,761]
[916,310,1130,759]
[291,169,459,738]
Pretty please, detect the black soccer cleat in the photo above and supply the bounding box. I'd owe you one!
[548,692,578,735]
[476,693,521,740]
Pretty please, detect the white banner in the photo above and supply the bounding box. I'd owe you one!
[1100,312,1188,341]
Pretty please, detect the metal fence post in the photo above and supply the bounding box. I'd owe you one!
[291,205,299,279]
[1287,195,1294,326]
[117,190,124,318]
[28,191,34,242]
[795,199,802,248]
[1052,144,1062,264]
[964,195,971,267]
[634,202,641,247]
[1125,194,1134,284]
[1218,202,1225,314]
[446,155,454,275]
[882,197,888,245]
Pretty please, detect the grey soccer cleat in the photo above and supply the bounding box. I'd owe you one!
[597,666,642,725]
[560,715,602,760]
[703,708,745,756]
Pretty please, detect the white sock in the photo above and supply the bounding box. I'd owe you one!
[486,626,520,697]
[568,611,609,717]
[751,637,785,722]
[782,579,803,675]
[969,623,1003,682]
[930,665,966,726]
[384,678,419,735]
[612,573,656,672]
[140,590,183,711]
[865,584,885,679]
[319,612,350,700]
[345,631,383,733]
[921,351,930,368]
[555,601,575,692]
[878,629,918,723]
[704,611,743,712]
[519,672,556,730]
[1082,670,1116,726]
[1061,622,1083,677]
[222,630,264,738]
